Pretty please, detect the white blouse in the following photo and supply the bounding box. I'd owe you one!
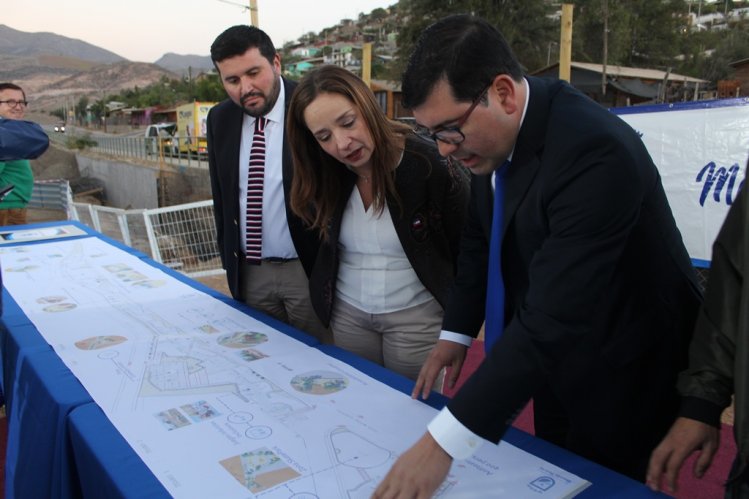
[336,187,432,314]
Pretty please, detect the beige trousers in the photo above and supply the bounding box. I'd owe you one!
[330,296,444,390]
[239,258,333,344]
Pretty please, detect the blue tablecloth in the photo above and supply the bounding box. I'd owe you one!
[5,349,93,498]
[0,221,665,498]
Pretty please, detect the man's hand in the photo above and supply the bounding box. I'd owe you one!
[412,340,467,400]
[372,432,452,499]
[646,417,720,494]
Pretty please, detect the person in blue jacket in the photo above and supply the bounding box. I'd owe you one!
[0,83,49,226]
[0,113,49,315]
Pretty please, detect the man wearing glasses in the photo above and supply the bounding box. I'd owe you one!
[374,15,702,497]
[0,82,41,226]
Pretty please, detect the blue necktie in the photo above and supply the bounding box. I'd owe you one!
[485,163,509,352]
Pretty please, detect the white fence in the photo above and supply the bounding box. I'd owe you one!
[71,199,223,278]
[30,177,223,278]
[28,179,74,218]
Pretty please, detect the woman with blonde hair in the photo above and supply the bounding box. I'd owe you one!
[288,65,469,386]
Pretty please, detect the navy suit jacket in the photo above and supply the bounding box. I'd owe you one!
[445,77,702,463]
[207,78,319,300]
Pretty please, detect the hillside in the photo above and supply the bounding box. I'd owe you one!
[0,24,125,63]
[28,62,180,113]
[155,53,214,75]
[0,25,201,114]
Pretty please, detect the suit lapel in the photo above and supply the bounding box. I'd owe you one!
[223,105,244,202]
[501,77,551,240]
[281,78,297,198]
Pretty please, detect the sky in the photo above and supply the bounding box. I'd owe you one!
[3,0,396,62]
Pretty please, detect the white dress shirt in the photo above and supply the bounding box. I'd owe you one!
[238,82,297,259]
[336,187,432,314]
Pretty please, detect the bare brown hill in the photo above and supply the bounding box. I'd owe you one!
[49,61,178,93]
[8,61,179,116]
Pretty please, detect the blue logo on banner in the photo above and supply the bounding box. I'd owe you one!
[696,162,744,206]
[529,476,556,492]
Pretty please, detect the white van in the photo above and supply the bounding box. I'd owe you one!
[145,123,178,157]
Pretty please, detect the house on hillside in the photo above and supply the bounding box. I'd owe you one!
[324,43,361,71]
[371,80,410,120]
[284,58,324,78]
[729,58,749,97]
[289,46,321,58]
[531,62,709,106]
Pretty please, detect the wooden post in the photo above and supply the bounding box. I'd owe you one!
[249,0,258,27]
[602,0,608,96]
[559,4,574,82]
[362,42,373,87]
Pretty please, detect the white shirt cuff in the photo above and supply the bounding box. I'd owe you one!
[439,330,473,347]
[427,407,485,460]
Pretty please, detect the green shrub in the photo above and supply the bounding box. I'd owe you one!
[66,134,98,150]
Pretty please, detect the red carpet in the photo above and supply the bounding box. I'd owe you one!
[443,339,733,498]
[0,413,6,498]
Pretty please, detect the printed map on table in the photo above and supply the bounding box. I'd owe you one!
[0,237,591,498]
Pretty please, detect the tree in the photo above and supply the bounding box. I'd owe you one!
[50,108,65,120]
[698,28,749,82]
[194,75,226,102]
[75,96,89,125]
[89,99,108,121]
[371,7,389,21]
[571,0,686,69]
[394,0,557,77]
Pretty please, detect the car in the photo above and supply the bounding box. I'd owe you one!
[53,123,66,133]
[145,123,178,157]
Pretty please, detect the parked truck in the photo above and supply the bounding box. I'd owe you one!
[176,102,216,157]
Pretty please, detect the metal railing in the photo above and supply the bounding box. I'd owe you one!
[71,199,223,277]
[50,131,210,169]
[28,179,74,219]
[97,136,210,169]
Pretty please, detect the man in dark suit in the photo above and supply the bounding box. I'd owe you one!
[374,14,702,497]
[207,25,330,343]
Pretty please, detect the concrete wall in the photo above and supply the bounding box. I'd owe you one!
[74,154,212,209]
[76,155,159,209]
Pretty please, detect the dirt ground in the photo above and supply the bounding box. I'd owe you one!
[192,273,231,298]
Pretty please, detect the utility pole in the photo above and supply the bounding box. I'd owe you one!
[249,0,258,27]
[559,4,574,82]
[602,0,608,96]
[217,0,259,27]
[362,43,373,88]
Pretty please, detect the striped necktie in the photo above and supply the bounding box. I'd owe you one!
[245,116,267,264]
[485,162,509,352]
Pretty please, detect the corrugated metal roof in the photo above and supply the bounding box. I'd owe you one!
[532,62,708,84]
[570,62,708,83]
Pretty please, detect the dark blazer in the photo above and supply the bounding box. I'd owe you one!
[207,78,319,300]
[445,77,702,475]
[310,135,469,327]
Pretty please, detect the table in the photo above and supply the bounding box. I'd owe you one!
[0,221,665,498]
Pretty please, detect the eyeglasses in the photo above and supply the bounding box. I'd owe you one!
[414,84,490,145]
[0,100,28,108]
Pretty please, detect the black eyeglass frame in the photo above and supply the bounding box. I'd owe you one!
[414,84,491,145]
[0,100,29,108]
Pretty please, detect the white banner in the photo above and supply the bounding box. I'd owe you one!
[614,98,749,265]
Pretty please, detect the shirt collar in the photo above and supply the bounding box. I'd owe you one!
[262,79,285,125]
[507,78,530,164]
